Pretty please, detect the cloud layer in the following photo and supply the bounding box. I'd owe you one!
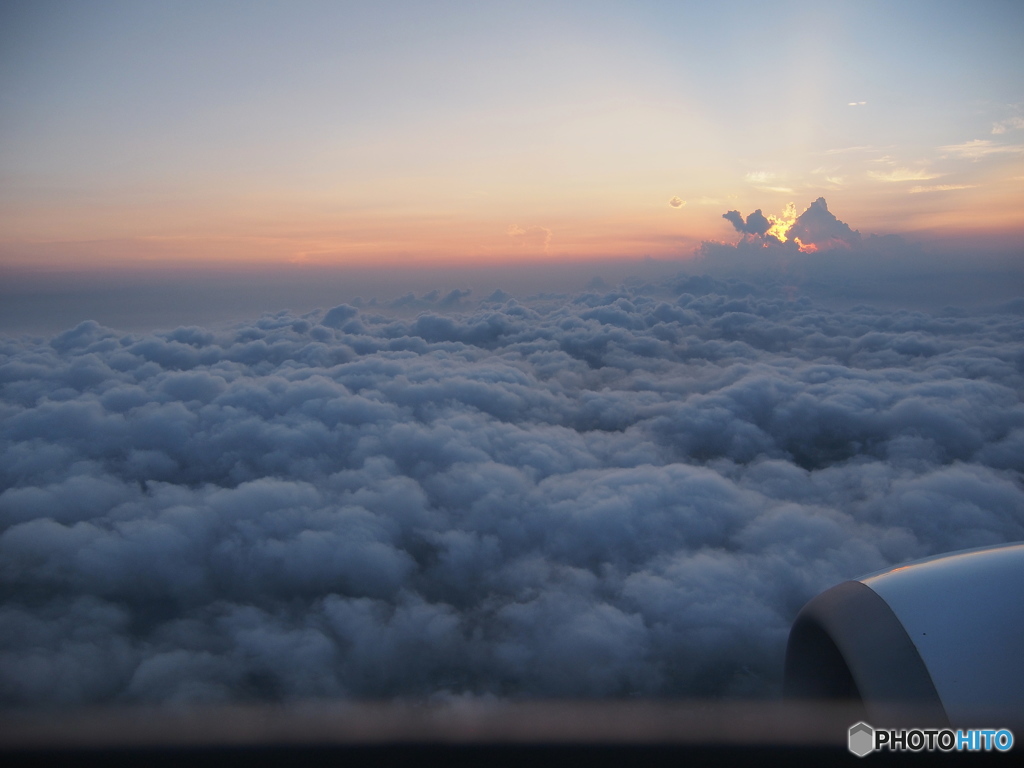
[2,275,1023,706]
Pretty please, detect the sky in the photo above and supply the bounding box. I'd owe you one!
[1,0,1023,274]
[1,1,1023,711]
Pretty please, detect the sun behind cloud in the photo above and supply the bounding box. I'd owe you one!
[721,198,860,253]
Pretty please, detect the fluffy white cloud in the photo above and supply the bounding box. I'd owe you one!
[1,274,1022,706]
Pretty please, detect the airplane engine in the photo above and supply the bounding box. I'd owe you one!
[784,542,1024,729]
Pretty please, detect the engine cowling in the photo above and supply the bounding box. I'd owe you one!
[784,542,1024,729]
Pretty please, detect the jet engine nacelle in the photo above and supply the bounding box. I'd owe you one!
[784,542,1024,728]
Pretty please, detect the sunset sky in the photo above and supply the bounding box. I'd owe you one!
[2,0,1023,271]
[3,1,1024,713]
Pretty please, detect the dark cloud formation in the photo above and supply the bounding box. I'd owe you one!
[2,275,1023,707]
[698,200,1024,310]
[787,197,861,249]
[722,198,859,250]
[723,209,771,236]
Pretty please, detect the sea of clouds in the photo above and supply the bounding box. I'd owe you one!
[2,271,1023,707]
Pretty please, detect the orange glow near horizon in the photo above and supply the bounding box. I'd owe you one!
[0,219,711,272]
[4,180,1024,274]
[0,194,727,270]
[2,158,1023,273]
